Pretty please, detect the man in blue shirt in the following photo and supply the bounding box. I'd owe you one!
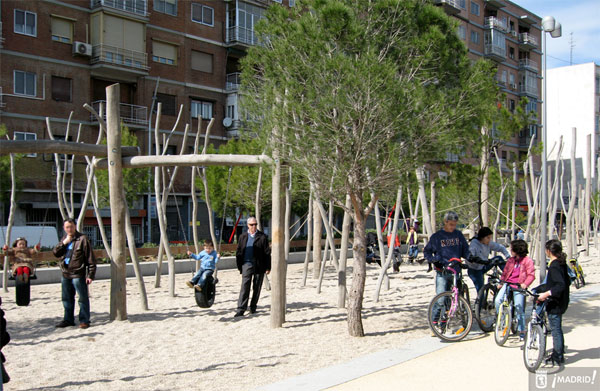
[424,211,470,325]
[234,217,271,317]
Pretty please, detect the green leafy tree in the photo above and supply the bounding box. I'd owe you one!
[241,0,501,336]
[96,125,148,208]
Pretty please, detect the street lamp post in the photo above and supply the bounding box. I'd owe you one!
[539,16,562,281]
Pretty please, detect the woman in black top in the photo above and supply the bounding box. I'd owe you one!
[535,239,570,365]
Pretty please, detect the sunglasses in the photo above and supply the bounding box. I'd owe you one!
[248,223,257,226]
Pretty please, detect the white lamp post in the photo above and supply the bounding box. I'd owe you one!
[539,16,562,280]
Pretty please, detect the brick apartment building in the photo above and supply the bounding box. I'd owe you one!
[0,0,540,244]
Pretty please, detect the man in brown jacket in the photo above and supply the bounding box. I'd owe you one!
[53,218,96,329]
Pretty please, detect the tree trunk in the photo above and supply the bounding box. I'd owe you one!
[302,192,313,287]
[347,193,367,337]
[270,149,286,328]
[430,180,436,232]
[511,164,517,238]
[480,129,490,227]
[548,137,564,239]
[338,195,351,308]
[255,166,263,231]
[372,200,389,290]
[584,134,591,254]
[106,84,128,321]
[312,199,322,279]
[284,166,292,260]
[566,128,577,259]
[2,152,16,292]
[375,185,402,302]
[416,166,433,236]
[124,191,149,311]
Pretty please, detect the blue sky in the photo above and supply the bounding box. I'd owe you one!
[514,0,600,69]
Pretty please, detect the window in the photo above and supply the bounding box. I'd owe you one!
[51,17,72,43]
[154,0,177,16]
[14,9,36,36]
[191,50,213,73]
[191,99,213,119]
[155,93,177,116]
[14,70,36,96]
[470,1,480,16]
[289,0,295,6]
[226,105,235,119]
[14,132,37,157]
[470,30,480,44]
[457,0,466,9]
[501,150,507,160]
[152,41,177,65]
[501,70,507,84]
[526,100,537,114]
[51,76,72,102]
[509,47,515,59]
[509,99,515,112]
[509,73,515,86]
[191,3,214,26]
[457,24,466,41]
[273,0,282,3]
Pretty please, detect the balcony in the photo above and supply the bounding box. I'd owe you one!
[433,0,462,15]
[519,84,538,98]
[484,43,506,62]
[484,17,507,32]
[90,100,148,126]
[226,26,260,48]
[226,73,241,91]
[483,0,505,9]
[518,33,538,50]
[90,0,147,17]
[90,44,148,79]
[518,59,538,72]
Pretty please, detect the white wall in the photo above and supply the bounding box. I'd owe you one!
[547,62,598,178]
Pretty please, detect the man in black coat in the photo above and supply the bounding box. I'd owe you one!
[235,217,271,317]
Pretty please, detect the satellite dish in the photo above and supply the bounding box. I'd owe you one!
[223,117,233,127]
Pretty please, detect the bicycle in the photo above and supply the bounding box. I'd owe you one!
[523,290,550,372]
[473,256,506,333]
[568,253,585,289]
[494,281,523,346]
[427,258,473,342]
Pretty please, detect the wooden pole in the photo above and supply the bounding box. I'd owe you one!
[270,154,286,328]
[312,199,322,279]
[338,194,352,308]
[301,191,313,287]
[584,134,591,254]
[2,152,16,292]
[106,83,127,320]
[566,128,577,260]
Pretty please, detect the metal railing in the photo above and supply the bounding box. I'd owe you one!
[484,43,506,59]
[518,59,538,72]
[484,17,507,31]
[0,22,4,47]
[0,87,4,108]
[227,26,260,46]
[90,0,147,17]
[91,44,148,70]
[519,33,538,48]
[434,0,461,9]
[226,73,241,91]
[91,100,148,126]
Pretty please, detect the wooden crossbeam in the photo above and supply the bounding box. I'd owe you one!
[94,154,272,169]
[0,140,140,157]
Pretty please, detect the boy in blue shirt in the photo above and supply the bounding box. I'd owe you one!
[186,240,220,292]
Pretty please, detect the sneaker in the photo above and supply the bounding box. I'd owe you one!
[519,333,525,341]
[56,320,75,328]
[194,285,202,292]
[186,281,194,288]
[79,323,90,329]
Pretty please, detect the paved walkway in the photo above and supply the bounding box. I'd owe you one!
[258,285,600,391]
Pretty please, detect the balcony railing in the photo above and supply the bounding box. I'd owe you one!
[518,33,538,48]
[0,87,5,108]
[227,26,260,46]
[91,100,148,126]
[519,84,538,97]
[484,43,506,60]
[0,22,4,47]
[90,0,147,17]
[226,73,241,91]
[518,59,538,72]
[484,17,507,31]
[91,44,148,71]
[433,0,462,15]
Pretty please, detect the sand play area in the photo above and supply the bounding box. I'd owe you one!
[2,246,599,391]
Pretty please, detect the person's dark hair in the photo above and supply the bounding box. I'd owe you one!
[510,239,528,257]
[545,239,567,264]
[63,218,77,226]
[203,239,214,247]
[12,237,27,247]
[476,227,493,240]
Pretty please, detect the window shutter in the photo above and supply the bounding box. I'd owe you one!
[191,50,213,73]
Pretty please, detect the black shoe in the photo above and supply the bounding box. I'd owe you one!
[56,320,75,328]
[234,311,244,317]
[250,308,257,314]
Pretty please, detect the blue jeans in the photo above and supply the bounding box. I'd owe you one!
[432,271,454,322]
[191,268,213,288]
[467,256,505,294]
[61,277,90,325]
[494,284,526,332]
[408,245,418,259]
[547,313,564,360]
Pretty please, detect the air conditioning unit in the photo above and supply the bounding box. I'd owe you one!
[510,83,517,89]
[510,30,517,37]
[73,41,92,57]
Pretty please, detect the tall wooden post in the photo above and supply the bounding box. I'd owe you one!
[271,155,286,328]
[584,134,591,254]
[106,83,127,320]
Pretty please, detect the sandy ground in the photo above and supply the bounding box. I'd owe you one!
[2,246,599,391]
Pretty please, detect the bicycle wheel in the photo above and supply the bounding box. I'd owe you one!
[574,276,581,289]
[523,324,546,372]
[475,284,498,333]
[494,302,512,346]
[428,292,472,342]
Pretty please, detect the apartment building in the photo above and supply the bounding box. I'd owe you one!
[0,0,540,243]
[434,0,542,212]
[0,0,293,245]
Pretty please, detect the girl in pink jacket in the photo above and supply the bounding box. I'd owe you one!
[494,239,536,340]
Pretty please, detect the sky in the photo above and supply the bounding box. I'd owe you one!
[514,0,600,69]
